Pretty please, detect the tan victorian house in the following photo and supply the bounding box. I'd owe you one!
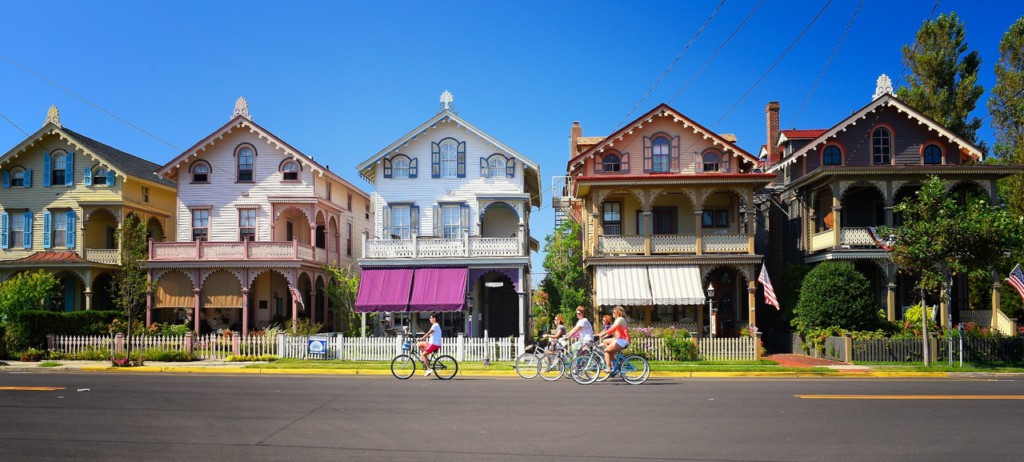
[0,107,176,311]
[554,103,774,337]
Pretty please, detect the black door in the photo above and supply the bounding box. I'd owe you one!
[485,281,518,337]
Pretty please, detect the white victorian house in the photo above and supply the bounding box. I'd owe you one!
[355,92,541,338]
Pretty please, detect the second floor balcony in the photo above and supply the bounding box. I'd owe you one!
[597,233,750,255]
[149,239,340,266]
[362,232,526,260]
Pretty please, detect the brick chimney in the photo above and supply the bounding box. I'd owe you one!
[570,121,582,158]
[765,102,781,166]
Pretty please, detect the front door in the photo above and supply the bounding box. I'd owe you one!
[484,279,518,337]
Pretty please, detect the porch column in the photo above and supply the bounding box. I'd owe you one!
[83,290,93,311]
[748,279,756,328]
[292,297,298,332]
[310,225,317,249]
[831,199,842,248]
[193,288,201,333]
[644,306,652,327]
[884,206,894,228]
[746,210,755,255]
[643,211,652,256]
[805,200,815,256]
[241,288,249,337]
[697,269,705,338]
[518,266,526,336]
[145,290,152,326]
[694,210,704,255]
[310,289,317,324]
[887,282,897,322]
[991,272,1001,328]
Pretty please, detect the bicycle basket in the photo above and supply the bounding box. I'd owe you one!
[402,340,412,351]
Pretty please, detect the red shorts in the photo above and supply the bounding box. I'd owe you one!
[422,344,441,354]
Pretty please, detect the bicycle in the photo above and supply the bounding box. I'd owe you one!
[537,339,575,381]
[571,341,650,385]
[514,338,546,379]
[390,337,458,380]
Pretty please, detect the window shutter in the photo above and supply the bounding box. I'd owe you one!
[433,205,441,237]
[671,136,680,172]
[381,206,391,238]
[83,168,92,186]
[431,142,440,178]
[460,203,470,236]
[506,157,516,178]
[43,152,51,187]
[0,212,7,249]
[410,205,420,235]
[620,153,630,173]
[480,157,488,177]
[594,154,604,174]
[694,152,702,173]
[42,210,51,249]
[107,170,116,186]
[66,210,76,248]
[456,141,466,178]
[642,137,652,173]
[409,158,418,178]
[23,169,31,188]
[1,170,8,188]
[382,158,392,178]
[23,212,32,249]
[65,152,74,186]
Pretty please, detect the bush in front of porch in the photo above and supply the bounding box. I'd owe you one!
[793,261,884,339]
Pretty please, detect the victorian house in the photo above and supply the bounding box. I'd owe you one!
[0,107,176,311]
[354,92,541,338]
[146,99,373,336]
[764,75,1022,332]
[553,103,774,337]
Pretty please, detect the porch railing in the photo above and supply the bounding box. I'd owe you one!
[598,235,645,254]
[150,240,326,264]
[85,248,120,265]
[810,229,835,251]
[363,236,522,259]
[597,234,747,255]
[652,235,697,253]
[840,227,876,247]
[703,234,748,253]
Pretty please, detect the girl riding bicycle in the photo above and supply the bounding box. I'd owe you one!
[564,306,594,355]
[417,313,442,376]
[595,306,629,375]
[542,314,567,352]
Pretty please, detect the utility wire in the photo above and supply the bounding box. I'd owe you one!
[893,0,941,89]
[789,0,863,127]
[0,109,29,136]
[618,0,727,126]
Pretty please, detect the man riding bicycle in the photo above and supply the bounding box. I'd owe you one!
[417,312,442,376]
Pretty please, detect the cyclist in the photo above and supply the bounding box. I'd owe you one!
[417,312,442,376]
[595,306,630,375]
[601,314,613,333]
[542,313,567,352]
[564,306,594,355]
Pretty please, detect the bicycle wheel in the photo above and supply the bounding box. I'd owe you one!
[595,355,611,382]
[432,355,459,380]
[514,353,541,379]
[571,355,600,384]
[539,355,564,381]
[620,355,650,385]
[390,354,416,379]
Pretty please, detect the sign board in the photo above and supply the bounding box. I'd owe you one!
[308,338,327,355]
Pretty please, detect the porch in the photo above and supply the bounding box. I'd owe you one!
[149,240,328,265]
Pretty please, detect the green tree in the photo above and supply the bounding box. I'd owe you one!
[111,214,153,362]
[0,270,58,323]
[989,17,1024,217]
[792,261,880,336]
[541,220,588,324]
[897,12,985,148]
[324,264,360,335]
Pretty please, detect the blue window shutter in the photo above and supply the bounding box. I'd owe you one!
[456,142,466,178]
[1,170,8,189]
[431,142,440,178]
[410,205,420,235]
[382,158,392,178]
[107,170,116,186]
[66,211,76,248]
[433,205,440,237]
[460,204,470,236]
[83,168,92,186]
[43,152,51,187]
[23,212,32,249]
[642,137,652,173]
[23,168,31,187]
[42,211,51,248]
[381,206,391,238]
[506,157,516,178]
[409,158,418,178]
[66,152,74,186]
[480,157,488,177]
[621,153,630,173]
[1,212,8,249]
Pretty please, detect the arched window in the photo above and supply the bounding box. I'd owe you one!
[440,139,458,178]
[282,161,300,181]
[923,144,942,165]
[393,157,410,179]
[702,151,721,172]
[488,155,506,178]
[237,146,254,182]
[51,152,67,185]
[652,137,670,172]
[93,167,108,186]
[602,154,621,173]
[823,146,842,166]
[191,162,210,183]
[10,167,25,187]
[872,128,891,165]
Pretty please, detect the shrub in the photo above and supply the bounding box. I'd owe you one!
[5,310,121,355]
[146,323,191,337]
[662,329,697,361]
[141,348,196,362]
[19,347,46,362]
[284,319,324,336]
[900,305,940,336]
[792,262,882,336]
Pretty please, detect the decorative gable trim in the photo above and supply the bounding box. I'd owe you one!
[0,124,128,184]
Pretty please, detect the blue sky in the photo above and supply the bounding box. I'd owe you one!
[1,1,1021,283]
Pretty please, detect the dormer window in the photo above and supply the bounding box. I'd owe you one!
[872,127,891,165]
[282,161,300,181]
[602,154,621,172]
[823,146,842,166]
[923,144,942,165]
[236,145,255,182]
[10,167,25,187]
[191,162,210,183]
[702,151,721,172]
[93,168,108,185]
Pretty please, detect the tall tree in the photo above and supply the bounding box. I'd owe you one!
[897,12,985,148]
[112,214,152,363]
[0,270,58,323]
[541,220,588,324]
[989,16,1024,217]
[324,264,360,335]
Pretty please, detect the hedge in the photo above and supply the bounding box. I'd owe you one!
[6,310,121,353]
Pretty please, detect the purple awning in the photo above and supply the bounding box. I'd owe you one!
[409,268,468,312]
[355,269,413,313]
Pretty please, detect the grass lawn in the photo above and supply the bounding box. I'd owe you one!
[245,358,828,373]
[37,361,62,368]
[854,362,1024,373]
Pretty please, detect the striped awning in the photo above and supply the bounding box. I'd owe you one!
[648,265,705,305]
[595,266,652,307]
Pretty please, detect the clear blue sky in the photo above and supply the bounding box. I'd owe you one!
[2,1,1021,284]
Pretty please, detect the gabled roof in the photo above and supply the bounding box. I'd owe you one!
[568,103,759,172]
[0,123,175,189]
[768,94,984,173]
[357,109,542,206]
[778,129,827,143]
[157,115,368,199]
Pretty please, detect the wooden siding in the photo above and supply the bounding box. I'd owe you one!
[580,118,743,176]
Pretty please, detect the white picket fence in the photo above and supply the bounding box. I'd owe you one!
[48,333,279,360]
[277,334,522,362]
[698,337,756,361]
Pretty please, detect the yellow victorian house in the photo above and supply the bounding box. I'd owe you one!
[0,107,176,311]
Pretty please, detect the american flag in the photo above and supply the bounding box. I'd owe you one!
[288,285,305,308]
[1008,264,1024,303]
[758,264,780,310]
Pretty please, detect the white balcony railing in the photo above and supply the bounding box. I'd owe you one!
[596,233,747,255]
[841,227,877,247]
[85,248,120,265]
[150,240,326,264]
[363,236,523,259]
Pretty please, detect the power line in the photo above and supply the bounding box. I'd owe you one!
[617,0,727,126]
[789,0,863,127]
[0,108,29,136]
[892,0,941,89]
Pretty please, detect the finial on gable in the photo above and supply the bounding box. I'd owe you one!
[873,74,894,100]
[233,96,251,120]
[439,90,456,114]
[45,105,61,127]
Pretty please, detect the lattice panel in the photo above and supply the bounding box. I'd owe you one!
[652,235,697,253]
[703,234,748,253]
[598,235,645,254]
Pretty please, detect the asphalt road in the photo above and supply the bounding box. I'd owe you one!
[1,372,1022,461]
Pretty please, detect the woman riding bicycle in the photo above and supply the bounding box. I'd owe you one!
[417,312,442,376]
[595,306,630,374]
[542,314,567,351]
[564,306,594,355]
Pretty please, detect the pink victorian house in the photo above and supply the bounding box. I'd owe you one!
[146,99,373,335]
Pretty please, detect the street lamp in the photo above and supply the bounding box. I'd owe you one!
[706,283,717,338]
